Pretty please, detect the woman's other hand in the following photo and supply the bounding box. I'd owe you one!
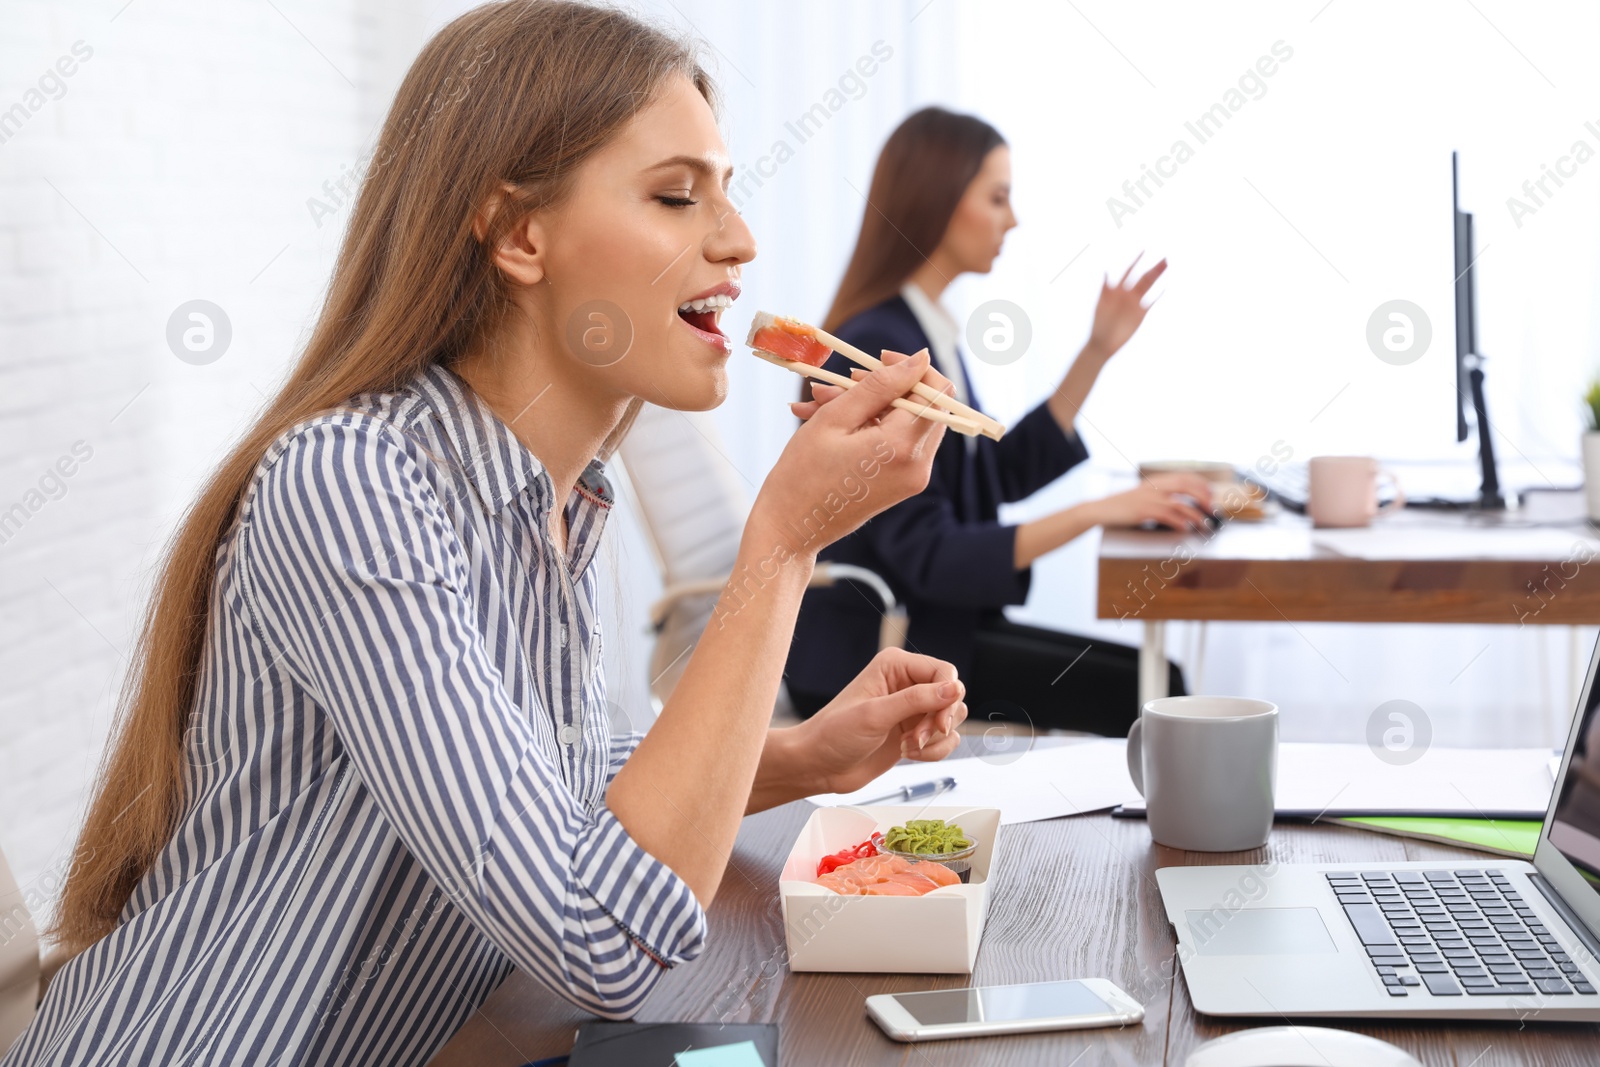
[1087,254,1167,360]
[1090,472,1214,531]
[1048,256,1167,433]
[747,349,951,559]
[789,648,968,797]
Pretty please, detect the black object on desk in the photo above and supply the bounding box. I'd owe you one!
[565,1021,778,1066]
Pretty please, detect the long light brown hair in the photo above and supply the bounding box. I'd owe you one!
[50,0,714,957]
[821,106,1005,333]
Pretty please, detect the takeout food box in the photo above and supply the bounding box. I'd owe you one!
[779,805,1001,974]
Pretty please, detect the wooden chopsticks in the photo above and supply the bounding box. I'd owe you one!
[752,350,985,436]
[746,311,1007,440]
[806,323,1007,441]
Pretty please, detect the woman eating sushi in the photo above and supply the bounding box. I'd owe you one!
[786,107,1214,738]
[6,5,970,1064]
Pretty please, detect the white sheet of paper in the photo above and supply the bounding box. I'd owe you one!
[806,738,1136,825]
[1118,743,1556,818]
[1312,525,1596,561]
[811,741,1557,825]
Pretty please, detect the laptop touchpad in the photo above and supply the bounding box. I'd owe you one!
[1185,907,1338,956]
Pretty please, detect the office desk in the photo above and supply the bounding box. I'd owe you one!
[429,746,1600,1066]
[1097,490,1600,705]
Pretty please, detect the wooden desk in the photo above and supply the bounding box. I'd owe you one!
[1097,489,1600,705]
[430,745,1600,1066]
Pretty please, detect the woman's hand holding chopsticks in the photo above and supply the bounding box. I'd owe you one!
[749,349,951,556]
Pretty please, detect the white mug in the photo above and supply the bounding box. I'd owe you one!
[1307,455,1404,528]
[1126,696,1278,852]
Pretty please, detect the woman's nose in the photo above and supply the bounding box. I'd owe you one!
[706,204,758,266]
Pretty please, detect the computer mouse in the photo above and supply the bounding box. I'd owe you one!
[1135,512,1221,533]
[1184,1025,1422,1067]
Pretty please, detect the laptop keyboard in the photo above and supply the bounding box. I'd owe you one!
[1325,870,1597,997]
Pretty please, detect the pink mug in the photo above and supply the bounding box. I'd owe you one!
[1307,456,1404,528]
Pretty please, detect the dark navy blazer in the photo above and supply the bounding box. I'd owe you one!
[785,295,1090,698]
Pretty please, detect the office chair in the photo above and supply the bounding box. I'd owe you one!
[615,403,904,715]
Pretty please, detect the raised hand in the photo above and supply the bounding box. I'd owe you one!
[1088,254,1167,359]
[1048,257,1169,432]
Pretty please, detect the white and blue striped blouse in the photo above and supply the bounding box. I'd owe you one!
[6,362,706,1066]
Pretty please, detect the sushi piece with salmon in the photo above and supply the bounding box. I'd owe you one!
[746,312,1006,441]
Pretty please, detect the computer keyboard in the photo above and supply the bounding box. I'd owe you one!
[1242,464,1309,513]
[1326,869,1597,997]
[1243,461,1495,513]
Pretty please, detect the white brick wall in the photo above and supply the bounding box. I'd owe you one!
[0,0,439,928]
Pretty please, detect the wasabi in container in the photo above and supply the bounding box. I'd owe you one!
[882,819,971,854]
[875,818,979,882]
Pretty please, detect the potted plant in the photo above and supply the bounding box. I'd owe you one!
[1584,380,1600,522]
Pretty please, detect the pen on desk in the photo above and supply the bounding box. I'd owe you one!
[857,776,956,805]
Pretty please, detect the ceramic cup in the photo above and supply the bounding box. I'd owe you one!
[1126,696,1278,852]
[1307,455,1404,528]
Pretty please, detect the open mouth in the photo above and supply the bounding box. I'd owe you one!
[677,293,733,348]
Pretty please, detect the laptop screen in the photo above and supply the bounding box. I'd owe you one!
[1548,660,1600,891]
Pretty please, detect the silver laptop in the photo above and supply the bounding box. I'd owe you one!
[1156,633,1600,1021]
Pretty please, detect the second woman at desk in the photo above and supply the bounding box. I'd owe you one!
[786,107,1212,737]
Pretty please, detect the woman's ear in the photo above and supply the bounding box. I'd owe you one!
[473,183,548,287]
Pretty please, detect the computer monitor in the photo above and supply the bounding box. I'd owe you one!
[1244,155,1513,513]
[1421,152,1506,510]
[1452,152,1473,444]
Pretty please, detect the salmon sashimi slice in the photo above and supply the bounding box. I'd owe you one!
[884,870,941,893]
[750,317,833,367]
[910,860,961,887]
[814,871,864,894]
[814,856,901,894]
[813,852,958,896]
[835,854,908,882]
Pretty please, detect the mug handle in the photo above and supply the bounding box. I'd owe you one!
[1126,717,1145,796]
[1375,469,1406,516]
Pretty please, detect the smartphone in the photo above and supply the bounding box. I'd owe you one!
[866,978,1143,1042]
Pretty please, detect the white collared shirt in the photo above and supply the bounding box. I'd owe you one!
[900,281,976,450]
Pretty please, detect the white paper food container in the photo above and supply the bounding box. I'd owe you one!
[779,805,1001,974]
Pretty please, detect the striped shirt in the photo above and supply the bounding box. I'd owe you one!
[6,362,706,1066]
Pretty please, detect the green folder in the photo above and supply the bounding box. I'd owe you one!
[1327,816,1542,859]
